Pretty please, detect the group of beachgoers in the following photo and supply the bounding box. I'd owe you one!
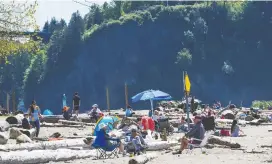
[19,93,245,157]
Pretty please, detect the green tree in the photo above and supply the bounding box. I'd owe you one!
[0,0,40,58]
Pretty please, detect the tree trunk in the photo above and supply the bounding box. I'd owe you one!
[0,138,88,151]
[6,114,24,124]
[0,149,96,164]
[128,153,158,164]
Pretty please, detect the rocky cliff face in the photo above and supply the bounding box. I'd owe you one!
[24,4,272,113]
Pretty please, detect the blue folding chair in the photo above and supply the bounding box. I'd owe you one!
[92,140,120,159]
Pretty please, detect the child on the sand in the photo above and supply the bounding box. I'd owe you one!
[231,120,244,137]
[22,113,32,129]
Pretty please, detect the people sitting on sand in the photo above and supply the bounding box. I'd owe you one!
[89,104,103,122]
[202,111,215,131]
[62,106,71,120]
[152,110,166,128]
[173,115,205,154]
[125,105,134,117]
[125,128,147,155]
[92,123,125,155]
[231,120,244,137]
[22,113,32,129]
[28,100,43,137]
[178,116,188,132]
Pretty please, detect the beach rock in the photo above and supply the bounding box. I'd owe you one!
[16,134,32,144]
[245,115,254,121]
[20,128,36,139]
[128,153,157,164]
[50,132,61,138]
[0,121,10,132]
[9,128,22,139]
[0,132,8,145]
[6,114,24,124]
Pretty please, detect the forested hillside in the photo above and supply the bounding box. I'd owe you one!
[1,1,272,112]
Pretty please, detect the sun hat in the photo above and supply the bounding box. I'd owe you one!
[194,115,202,120]
[63,106,70,112]
[99,123,107,130]
[92,104,98,108]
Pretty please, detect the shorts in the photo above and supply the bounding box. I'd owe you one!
[189,139,202,145]
[74,105,80,111]
[107,140,120,147]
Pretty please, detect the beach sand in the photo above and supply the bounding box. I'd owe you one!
[1,114,272,164]
[44,125,272,164]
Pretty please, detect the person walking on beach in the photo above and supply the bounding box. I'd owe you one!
[73,92,80,117]
[28,100,42,137]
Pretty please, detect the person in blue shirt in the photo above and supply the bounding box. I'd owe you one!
[125,105,134,117]
[231,119,244,137]
[28,100,43,137]
[92,123,125,155]
[125,128,147,155]
[173,115,205,154]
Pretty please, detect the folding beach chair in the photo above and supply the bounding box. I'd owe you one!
[92,143,119,159]
[186,131,214,154]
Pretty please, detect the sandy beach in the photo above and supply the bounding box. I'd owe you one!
[1,110,272,164]
[40,124,272,164]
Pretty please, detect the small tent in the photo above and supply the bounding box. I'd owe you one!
[43,109,53,115]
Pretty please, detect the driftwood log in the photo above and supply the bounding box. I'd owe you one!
[208,136,241,148]
[8,123,85,128]
[0,149,96,164]
[215,119,247,125]
[0,138,88,151]
[41,122,85,128]
[145,141,178,151]
[128,153,158,164]
[6,114,24,124]
[0,121,10,132]
[42,114,93,123]
[58,120,95,126]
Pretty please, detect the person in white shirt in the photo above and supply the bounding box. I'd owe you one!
[89,104,102,122]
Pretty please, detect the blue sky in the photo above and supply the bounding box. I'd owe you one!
[35,0,108,29]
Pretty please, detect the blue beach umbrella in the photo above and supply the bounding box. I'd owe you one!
[93,116,120,136]
[131,89,172,116]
